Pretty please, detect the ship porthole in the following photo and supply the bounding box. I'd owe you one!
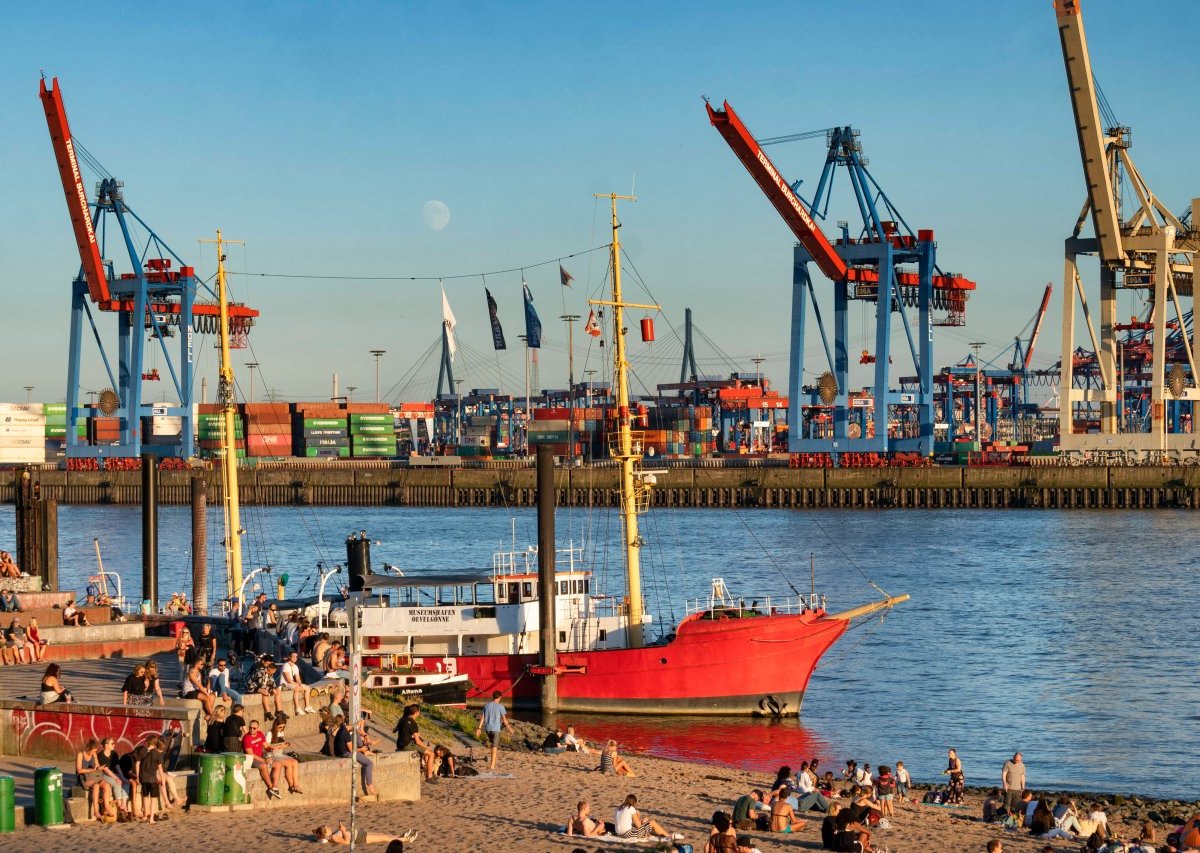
[660,658,667,665]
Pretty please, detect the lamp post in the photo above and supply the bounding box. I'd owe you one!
[347,386,357,403]
[236,565,272,617]
[245,363,259,403]
[23,386,34,403]
[370,350,386,403]
[316,562,344,630]
[560,315,580,460]
[454,379,464,445]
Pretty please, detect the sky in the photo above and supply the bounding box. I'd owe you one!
[1,0,1197,406]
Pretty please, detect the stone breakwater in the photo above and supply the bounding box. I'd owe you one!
[5,463,1200,508]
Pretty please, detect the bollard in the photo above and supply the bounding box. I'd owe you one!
[0,776,14,832]
[33,767,63,826]
[222,753,247,805]
[196,753,225,806]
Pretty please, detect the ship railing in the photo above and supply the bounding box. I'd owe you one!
[492,542,587,577]
[683,593,826,617]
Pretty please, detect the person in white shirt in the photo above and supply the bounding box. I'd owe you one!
[613,794,676,840]
[207,658,242,704]
[561,725,595,755]
[280,650,312,715]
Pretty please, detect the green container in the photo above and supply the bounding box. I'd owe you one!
[33,766,63,826]
[353,434,397,446]
[43,403,67,415]
[222,753,247,805]
[350,423,393,435]
[303,418,347,429]
[304,446,350,458]
[45,425,67,437]
[349,413,392,426]
[0,775,14,833]
[352,448,396,457]
[196,752,225,806]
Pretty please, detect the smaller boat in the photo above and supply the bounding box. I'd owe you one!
[360,665,470,708]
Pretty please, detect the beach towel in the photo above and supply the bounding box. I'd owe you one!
[558,829,675,845]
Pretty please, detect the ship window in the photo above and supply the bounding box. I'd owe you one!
[559,581,568,595]
[558,631,566,643]
[508,582,520,602]
[457,585,474,605]
[475,584,494,604]
[598,629,607,641]
[522,582,533,599]
[584,580,589,593]
[496,585,507,602]
[572,580,582,594]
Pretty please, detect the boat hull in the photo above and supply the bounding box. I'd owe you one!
[416,609,849,717]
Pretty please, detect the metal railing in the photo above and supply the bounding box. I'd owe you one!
[683,592,826,617]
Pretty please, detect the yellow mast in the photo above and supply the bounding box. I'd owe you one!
[202,230,245,608]
[591,194,658,648]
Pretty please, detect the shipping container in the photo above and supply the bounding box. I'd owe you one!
[301,418,348,429]
[304,446,351,458]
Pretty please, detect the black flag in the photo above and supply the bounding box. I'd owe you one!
[485,288,507,350]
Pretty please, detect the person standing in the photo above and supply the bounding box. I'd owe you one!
[474,690,515,770]
[1001,752,1026,815]
[196,623,218,669]
[942,748,965,804]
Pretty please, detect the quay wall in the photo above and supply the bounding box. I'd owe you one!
[3,464,1200,509]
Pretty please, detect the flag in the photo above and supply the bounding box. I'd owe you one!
[584,309,602,338]
[559,263,574,288]
[485,288,506,350]
[523,281,542,348]
[441,286,457,359]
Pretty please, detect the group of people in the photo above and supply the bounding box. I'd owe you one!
[566,794,684,842]
[2,615,47,665]
[73,734,185,824]
[201,703,303,800]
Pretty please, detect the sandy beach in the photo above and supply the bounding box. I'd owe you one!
[5,739,1186,853]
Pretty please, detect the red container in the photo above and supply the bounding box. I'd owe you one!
[640,318,655,342]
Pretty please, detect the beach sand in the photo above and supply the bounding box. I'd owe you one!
[5,745,1173,853]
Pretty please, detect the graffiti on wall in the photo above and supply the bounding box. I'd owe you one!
[8,704,182,760]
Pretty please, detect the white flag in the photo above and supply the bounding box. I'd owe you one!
[441,285,457,359]
[584,309,602,338]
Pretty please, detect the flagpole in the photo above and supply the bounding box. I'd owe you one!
[520,334,530,454]
[560,314,580,461]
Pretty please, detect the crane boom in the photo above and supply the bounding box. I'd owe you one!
[1025,283,1053,369]
[1054,0,1124,266]
[707,100,848,282]
[39,77,111,303]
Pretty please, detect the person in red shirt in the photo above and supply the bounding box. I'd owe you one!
[242,719,283,800]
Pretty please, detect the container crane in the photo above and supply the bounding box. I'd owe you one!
[1053,1,1198,459]
[40,77,259,458]
[707,99,976,456]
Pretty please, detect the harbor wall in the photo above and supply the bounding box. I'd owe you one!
[4,464,1200,508]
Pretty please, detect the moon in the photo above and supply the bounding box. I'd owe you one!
[422,200,450,231]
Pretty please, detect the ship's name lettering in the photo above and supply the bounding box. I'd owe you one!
[410,608,454,623]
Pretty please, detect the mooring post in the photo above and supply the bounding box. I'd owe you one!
[536,444,558,713]
[141,454,159,612]
[191,473,207,614]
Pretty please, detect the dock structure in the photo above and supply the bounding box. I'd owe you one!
[3,462,1199,509]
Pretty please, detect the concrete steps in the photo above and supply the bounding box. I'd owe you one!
[37,622,146,644]
[9,605,113,628]
[12,591,74,609]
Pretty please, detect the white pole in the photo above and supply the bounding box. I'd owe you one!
[348,593,362,849]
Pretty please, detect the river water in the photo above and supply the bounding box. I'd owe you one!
[2,502,1195,800]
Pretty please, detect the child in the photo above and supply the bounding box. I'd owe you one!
[895,761,911,803]
[874,765,897,817]
[820,771,836,799]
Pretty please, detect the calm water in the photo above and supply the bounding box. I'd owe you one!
[2,502,1196,800]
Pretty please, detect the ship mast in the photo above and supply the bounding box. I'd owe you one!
[591,194,659,649]
[205,229,245,609]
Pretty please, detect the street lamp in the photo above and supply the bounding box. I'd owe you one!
[347,386,357,402]
[316,562,344,630]
[246,363,259,403]
[370,350,386,403]
[23,386,34,403]
[236,565,273,617]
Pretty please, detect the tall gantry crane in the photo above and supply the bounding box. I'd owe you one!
[1054,1,1198,459]
[708,100,975,455]
[40,78,259,458]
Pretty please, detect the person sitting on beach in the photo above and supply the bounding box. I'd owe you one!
[598,739,636,777]
[982,788,1003,822]
[1051,796,1085,836]
[265,717,303,795]
[40,662,73,704]
[834,802,871,851]
[1019,790,1038,827]
[821,802,843,850]
[76,738,112,820]
[313,824,418,846]
[0,589,19,611]
[985,841,1004,853]
[0,551,21,578]
[542,726,568,754]
[1029,798,1074,839]
[731,787,765,830]
[796,760,833,813]
[208,658,243,705]
[614,793,677,840]
[820,770,837,799]
[706,810,754,852]
[246,656,283,716]
[281,650,312,716]
[561,725,595,755]
[566,800,605,837]
[769,787,807,833]
[181,657,224,720]
[393,704,436,780]
[770,765,796,800]
[62,598,91,627]
[243,718,284,800]
[431,744,457,778]
[1128,820,1158,853]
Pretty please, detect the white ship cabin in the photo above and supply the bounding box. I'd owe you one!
[356,546,646,658]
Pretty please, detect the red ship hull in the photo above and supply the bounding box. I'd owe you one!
[418,609,849,716]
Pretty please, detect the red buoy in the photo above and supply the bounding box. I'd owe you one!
[640,317,655,342]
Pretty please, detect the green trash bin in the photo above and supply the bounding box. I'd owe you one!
[33,766,63,827]
[222,753,247,805]
[0,776,15,833]
[196,753,225,806]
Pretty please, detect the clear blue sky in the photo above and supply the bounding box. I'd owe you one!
[1,1,1196,405]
